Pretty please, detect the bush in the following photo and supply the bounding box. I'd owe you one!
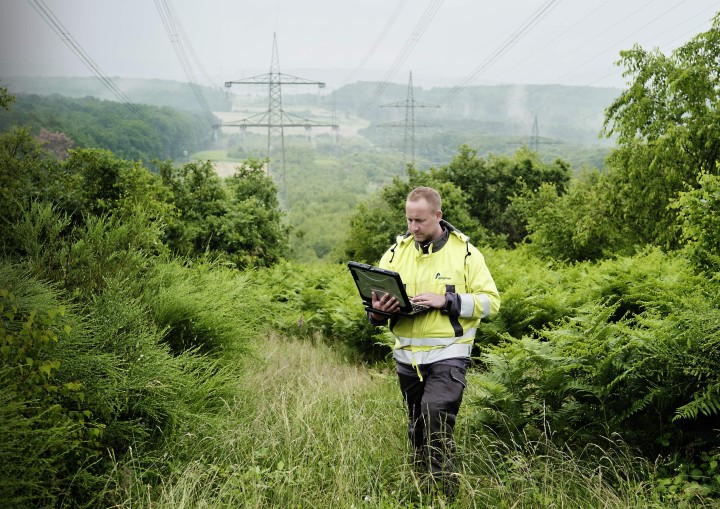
[0,263,101,507]
[673,170,720,272]
[142,259,271,357]
[257,261,393,363]
[508,170,634,262]
[0,258,259,507]
[8,201,165,297]
[470,248,720,463]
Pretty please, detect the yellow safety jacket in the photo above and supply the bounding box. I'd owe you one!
[378,222,500,368]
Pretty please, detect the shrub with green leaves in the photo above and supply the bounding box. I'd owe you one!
[508,170,634,262]
[475,247,574,344]
[672,170,720,272]
[8,200,165,297]
[257,261,393,362]
[158,159,289,269]
[0,264,102,507]
[0,258,261,507]
[470,248,720,467]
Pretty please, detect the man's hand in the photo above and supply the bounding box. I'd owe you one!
[412,292,445,309]
[370,290,400,321]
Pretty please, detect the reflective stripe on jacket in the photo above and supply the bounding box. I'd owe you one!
[378,222,500,366]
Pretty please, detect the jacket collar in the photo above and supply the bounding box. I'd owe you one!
[416,226,449,254]
[397,220,467,254]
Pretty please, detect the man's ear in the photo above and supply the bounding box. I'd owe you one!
[437,209,443,220]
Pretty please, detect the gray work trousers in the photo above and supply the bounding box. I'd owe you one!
[398,362,467,483]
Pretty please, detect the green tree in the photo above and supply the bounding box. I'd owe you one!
[158,160,228,257]
[158,159,288,268]
[433,145,571,245]
[61,148,171,220]
[0,94,214,163]
[601,13,720,248]
[672,169,720,272]
[344,196,404,264]
[509,169,632,262]
[225,159,289,267]
[0,85,14,110]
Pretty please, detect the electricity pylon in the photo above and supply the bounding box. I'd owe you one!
[531,113,539,152]
[378,71,439,166]
[215,33,338,185]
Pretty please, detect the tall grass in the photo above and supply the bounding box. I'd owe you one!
[142,259,270,357]
[0,259,265,507]
[102,335,683,508]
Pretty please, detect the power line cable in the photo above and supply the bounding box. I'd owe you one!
[341,0,410,85]
[544,0,687,81]
[354,0,445,122]
[500,1,714,89]
[505,7,718,156]
[487,0,617,76]
[26,0,159,129]
[154,0,215,120]
[437,0,561,106]
[165,3,218,88]
[570,12,720,126]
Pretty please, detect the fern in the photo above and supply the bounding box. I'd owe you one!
[674,385,720,421]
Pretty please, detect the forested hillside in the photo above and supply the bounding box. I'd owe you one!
[4,75,615,170]
[231,81,615,169]
[1,15,720,508]
[2,76,232,112]
[329,81,618,143]
[3,76,615,142]
[0,93,215,162]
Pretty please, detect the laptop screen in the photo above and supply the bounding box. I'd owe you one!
[347,261,413,311]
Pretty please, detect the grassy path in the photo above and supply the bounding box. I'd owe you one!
[229,334,411,507]
[136,335,427,508]
[113,334,679,508]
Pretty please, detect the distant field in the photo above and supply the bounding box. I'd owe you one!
[191,150,235,160]
[190,150,245,178]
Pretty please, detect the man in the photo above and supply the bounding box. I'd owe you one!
[368,186,500,496]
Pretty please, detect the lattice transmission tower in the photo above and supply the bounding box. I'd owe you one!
[379,71,439,167]
[531,113,539,152]
[215,33,338,184]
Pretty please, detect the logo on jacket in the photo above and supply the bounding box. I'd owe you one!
[435,273,452,280]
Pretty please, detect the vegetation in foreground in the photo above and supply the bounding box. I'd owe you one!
[100,334,688,509]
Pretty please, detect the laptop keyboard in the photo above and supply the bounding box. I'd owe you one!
[411,302,430,314]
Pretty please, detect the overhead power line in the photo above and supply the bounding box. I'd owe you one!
[154,0,215,120]
[550,0,690,83]
[526,0,708,121]
[354,0,445,121]
[342,0,410,86]
[438,0,561,106]
[167,4,218,88]
[26,0,159,130]
[491,0,617,76]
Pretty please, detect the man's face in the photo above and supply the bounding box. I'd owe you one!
[406,198,442,243]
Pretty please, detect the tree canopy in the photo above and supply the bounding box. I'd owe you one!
[0,126,288,270]
[601,13,720,248]
[0,93,215,163]
[343,147,571,263]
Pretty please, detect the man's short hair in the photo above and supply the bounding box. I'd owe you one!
[407,186,442,213]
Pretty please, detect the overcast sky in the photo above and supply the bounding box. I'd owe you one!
[1,0,718,93]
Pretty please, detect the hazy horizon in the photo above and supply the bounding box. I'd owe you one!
[1,1,718,96]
